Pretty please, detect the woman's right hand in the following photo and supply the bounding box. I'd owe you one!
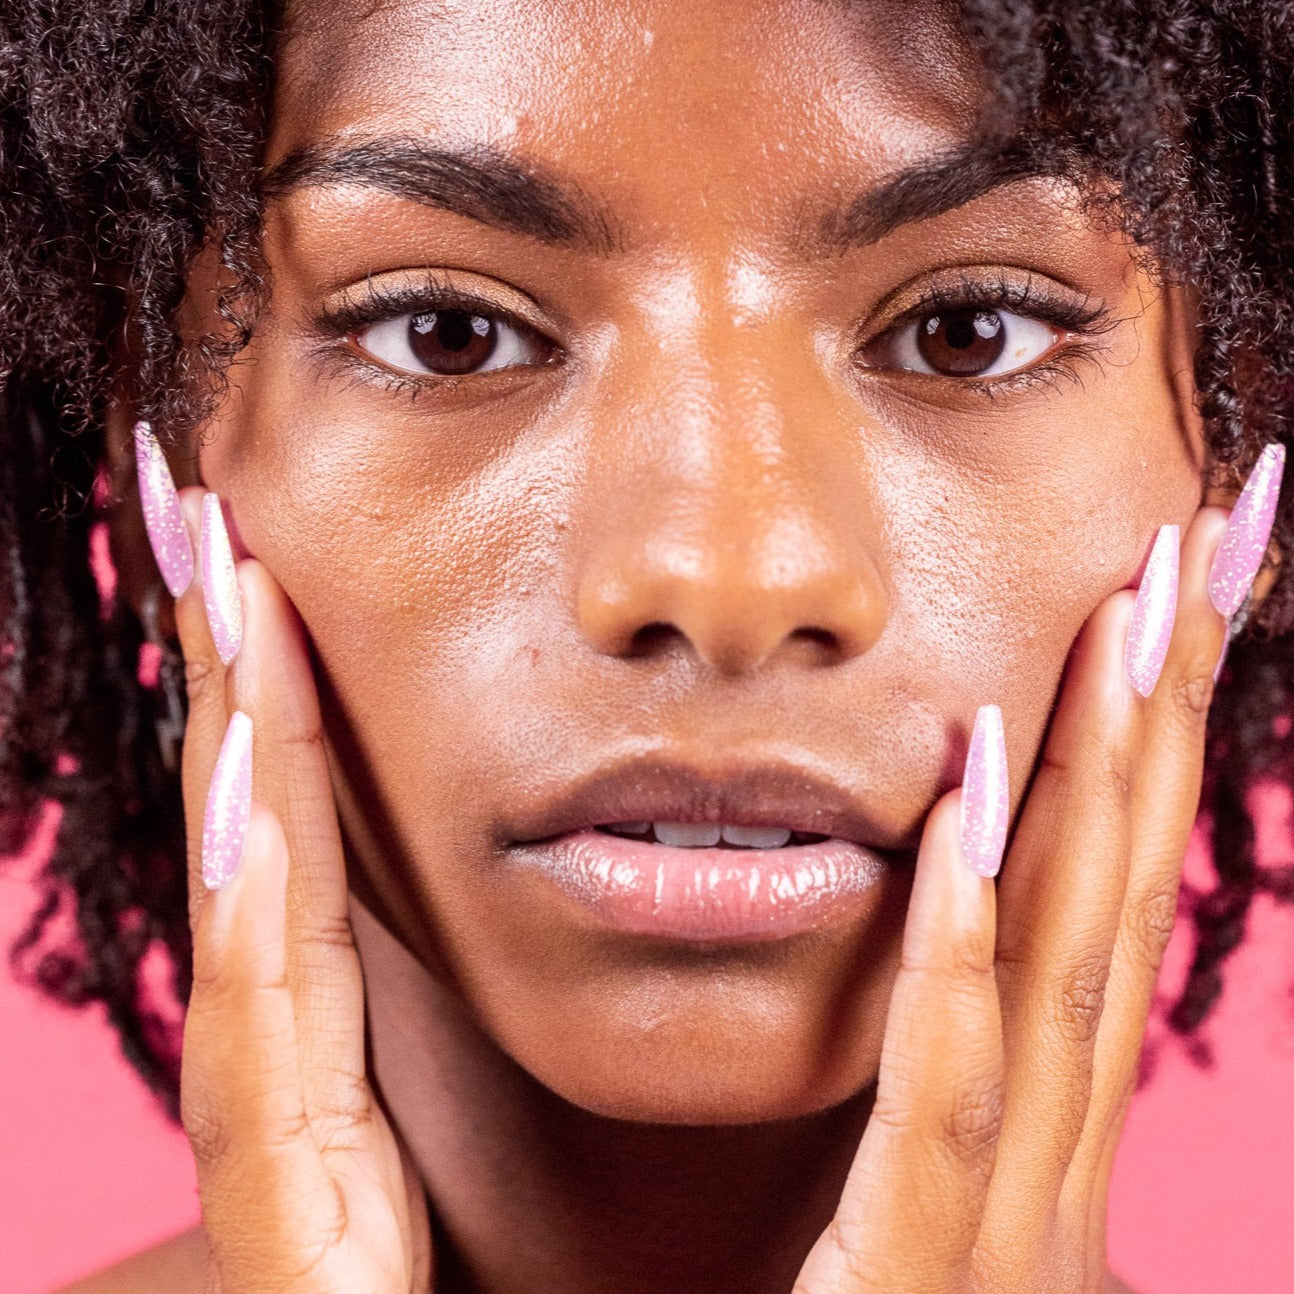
[794,500,1240,1294]
[173,487,432,1293]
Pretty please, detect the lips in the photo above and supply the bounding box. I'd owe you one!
[500,756,897,850]
[501,756,909,942]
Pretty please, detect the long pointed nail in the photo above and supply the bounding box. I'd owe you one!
[1212,633,1230,685]
[201,493,243,665]
[1125,524,1180,697]
[1209,442,1286,618]
[203,711,253,890]
[960,704,1009,878]
[133,421,194,598]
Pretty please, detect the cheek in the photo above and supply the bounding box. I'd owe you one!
[200,379,579,801]
[876,404,1200,775]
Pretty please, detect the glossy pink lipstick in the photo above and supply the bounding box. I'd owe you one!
[502,758,905,942]
[512,829,887,940]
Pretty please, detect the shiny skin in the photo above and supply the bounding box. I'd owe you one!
[103,0,1223,1290]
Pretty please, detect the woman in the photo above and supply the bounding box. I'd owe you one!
[3,0,1292,1290]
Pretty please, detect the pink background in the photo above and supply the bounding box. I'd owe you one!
[4,794,1293,1293]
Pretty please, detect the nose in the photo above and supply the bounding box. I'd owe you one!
[575,330,888,676]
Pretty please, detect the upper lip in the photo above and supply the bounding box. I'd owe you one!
[501,755,901,851]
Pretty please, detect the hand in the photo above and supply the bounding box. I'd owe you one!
[173,488,433,1294]
[795,504,1231,1294]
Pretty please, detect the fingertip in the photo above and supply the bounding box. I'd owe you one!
[244,802,291,901]
[1052,588,1138,748]
[197,801,289,965]
[911,784,994,940]
[230,562,322,740]
[177,486,207,553]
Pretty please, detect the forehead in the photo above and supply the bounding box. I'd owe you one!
[271,0,985,226]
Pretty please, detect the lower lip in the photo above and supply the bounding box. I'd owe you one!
[509,829,892,941]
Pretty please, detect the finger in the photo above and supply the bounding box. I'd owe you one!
[174,487,233,930]
[796,787,1002,1294]
[977,587,1141,1264]
[181,800,345,1290]
[1064,506,1229,1202]
[229,558,369,1138]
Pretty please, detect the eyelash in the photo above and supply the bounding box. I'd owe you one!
[314,269,1115,398]
[315,275,559,397]
[863,271,1115,396]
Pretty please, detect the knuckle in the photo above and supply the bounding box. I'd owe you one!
[939,1076,1006,1167]
[868,1088,918,1139]
[900,936,996,983]
[819,1215,891,1294]
[287,1191,350,1284]
[1051,955,1110,1045]
[180,1081,234,1166]
[1125,879,1181,969]
[870,1067,1005,1171]
[259,1103,313,1154]
[185,656,217,705]
[300,913,358,955]
[1167,666,1214,728]
[1096,744,1135,805]
[282,723,327,751]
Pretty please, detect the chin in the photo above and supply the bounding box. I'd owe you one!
[484,971,890,1126]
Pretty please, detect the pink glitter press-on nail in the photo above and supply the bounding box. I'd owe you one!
[1124,524,1180,698]
[133,421,194,598]
[1213,632,1231,685]
[202,711,253,890]
[959,704,1009,878]
[1209,442,1286,618]
[201,493,243,665]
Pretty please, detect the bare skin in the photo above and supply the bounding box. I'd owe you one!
[58,0,1261,1290]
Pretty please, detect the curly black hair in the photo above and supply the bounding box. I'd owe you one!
[1,0,1292,1123]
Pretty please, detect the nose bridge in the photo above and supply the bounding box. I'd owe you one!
[575,288,888,674]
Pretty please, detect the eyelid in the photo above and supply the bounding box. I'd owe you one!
[317,266,556,339]
[859,266,1110,341]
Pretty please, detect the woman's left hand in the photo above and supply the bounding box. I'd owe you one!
[794,503,1231,1294]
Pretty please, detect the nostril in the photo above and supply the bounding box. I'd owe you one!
[625,621,683,658]
[787,625,845,662]
[792,626,838,649]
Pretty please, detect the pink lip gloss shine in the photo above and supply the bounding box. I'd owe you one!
[511,831,890,941]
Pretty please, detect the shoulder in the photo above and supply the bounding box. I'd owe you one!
[50,1226,208,1294]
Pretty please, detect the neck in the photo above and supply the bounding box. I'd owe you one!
[351,897,872,1294]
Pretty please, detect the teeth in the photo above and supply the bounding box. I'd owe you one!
[603,821,651,835]
[596,822,804,848]
[720,824,792,849]
[652,822,723,847]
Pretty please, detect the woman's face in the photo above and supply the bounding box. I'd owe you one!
[182,0,1204,1122]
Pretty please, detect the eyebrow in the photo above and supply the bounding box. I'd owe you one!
[265,135,1067,260]
[263,137,619,254]
[814,140,1072,251]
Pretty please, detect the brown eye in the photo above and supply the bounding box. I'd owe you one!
[355,306,552,378]
[408,310,497,374]
[916,309,1005,375]
[861,304,1062,380]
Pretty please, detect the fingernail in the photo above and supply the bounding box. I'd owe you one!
[1212,632,1230,685]
[1209,442,1286,618]
[201,493,242,665]
[1124,524,1180,698]
[203,711,253,890]
[1212,596,1252,685]
[133,421,194,598]
[960,704,1009,878]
